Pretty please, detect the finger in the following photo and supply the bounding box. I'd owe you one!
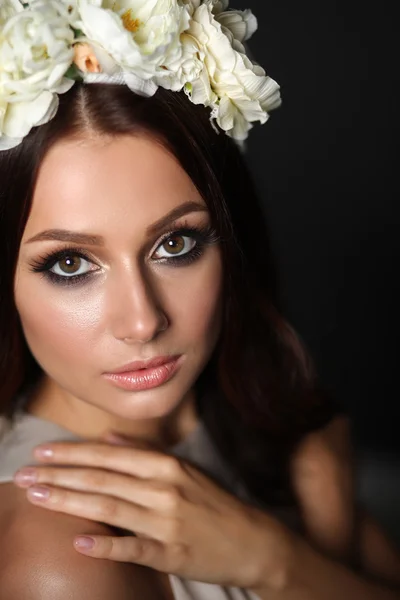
[102,432,163,451]
[103,433,133,446]
[73,534,174,572]
[14,466,183,512]
[25,485,167,540]
[101,431,165,453]
[32,441,184,482]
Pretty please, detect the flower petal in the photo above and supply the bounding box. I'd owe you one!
[0,134,23,151]
[78,0,143,67]
[216,9,258,43]
[3,91,57,138]
[185,67,216,106]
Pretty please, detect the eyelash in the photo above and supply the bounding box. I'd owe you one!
[28,223,220,287]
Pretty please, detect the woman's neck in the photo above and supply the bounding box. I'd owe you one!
[25,377,200,450]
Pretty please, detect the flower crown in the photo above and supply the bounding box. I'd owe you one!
[0,0,281,151]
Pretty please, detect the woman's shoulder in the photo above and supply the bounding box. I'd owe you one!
[0,483,165,599]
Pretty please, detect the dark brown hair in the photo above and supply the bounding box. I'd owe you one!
[0,84,344,507]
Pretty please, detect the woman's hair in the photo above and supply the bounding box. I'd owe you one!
[0,84,344,507]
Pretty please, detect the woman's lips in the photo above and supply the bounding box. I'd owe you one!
[103,356,183,391]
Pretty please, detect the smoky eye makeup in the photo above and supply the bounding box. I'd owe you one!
[28,247,101,287]
[152,221,220,265]
[27,220,221,287]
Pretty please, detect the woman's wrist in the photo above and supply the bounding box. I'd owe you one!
[246,509,302,595]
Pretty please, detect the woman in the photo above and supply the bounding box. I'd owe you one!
[1,1,400,598]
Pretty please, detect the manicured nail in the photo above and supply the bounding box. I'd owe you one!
[33,445,54,459]
[74,536,95,550]
[14,468,37,486]
[27,486,50,502]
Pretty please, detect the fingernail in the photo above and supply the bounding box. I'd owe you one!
[14,468,37,486]
[74,536,95,550]
[27,486,50,502]
[33,445,54,459]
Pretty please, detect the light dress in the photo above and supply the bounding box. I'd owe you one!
[0,411,302,600]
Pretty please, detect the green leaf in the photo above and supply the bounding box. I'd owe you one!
[64,64,84,82]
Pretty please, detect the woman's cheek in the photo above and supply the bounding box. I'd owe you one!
[16,282,103,363]
[170,252,223,341]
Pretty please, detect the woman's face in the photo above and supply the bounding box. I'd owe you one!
[14,134,223,425]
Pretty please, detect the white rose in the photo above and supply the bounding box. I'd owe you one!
[0,0,21,148]
[78,0,192,87]
[0,98,8,145]
[0,90,60,150]
[181,1,229,17]
[184,3,281,140]
[215,8,258,43]
[0,0,22,23]
[0,1,75,150]
[210,0,229,15]
[27,0,81,28]
[155,31,205,92]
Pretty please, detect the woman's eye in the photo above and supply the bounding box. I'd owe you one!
[50,255,93,277]
[153,234,196,259]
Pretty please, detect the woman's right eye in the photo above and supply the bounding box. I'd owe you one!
[50,254,93,278]
[29,249,101,287]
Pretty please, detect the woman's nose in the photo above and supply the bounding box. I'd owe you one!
[107,268,169,344]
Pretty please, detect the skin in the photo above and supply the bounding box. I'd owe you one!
[13,133,224,448]
[8,132,400,598]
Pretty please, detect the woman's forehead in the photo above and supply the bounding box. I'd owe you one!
[23,135,208,243]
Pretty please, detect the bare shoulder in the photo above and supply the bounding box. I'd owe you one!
[289,417,400,586]
[288,415,355,558]
[291,414,353,472]
[0,483,166,599]
[358,507,400,585]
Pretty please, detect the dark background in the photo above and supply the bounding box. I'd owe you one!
[237,0,399,453]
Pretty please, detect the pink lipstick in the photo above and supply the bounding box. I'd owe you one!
[103,355,182,391]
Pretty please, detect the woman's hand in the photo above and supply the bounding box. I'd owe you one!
[13,435,294,591]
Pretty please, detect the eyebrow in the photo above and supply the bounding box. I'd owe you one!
[25,201,208,246]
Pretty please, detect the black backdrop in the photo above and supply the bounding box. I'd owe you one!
[238,0,399,452]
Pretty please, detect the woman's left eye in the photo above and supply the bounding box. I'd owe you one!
[153,234,196,260]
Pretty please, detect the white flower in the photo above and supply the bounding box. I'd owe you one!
[0,1,75,150]
[27,0,81,28]
[155,31,205,92]
[210,0,229,15]
[0,91,61,150]
[184,2,281,140]
[0,0,22,23]
[181,0,228,17]
[215,8,258,44]
[78,0,192,88]
[0,0,281,150]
